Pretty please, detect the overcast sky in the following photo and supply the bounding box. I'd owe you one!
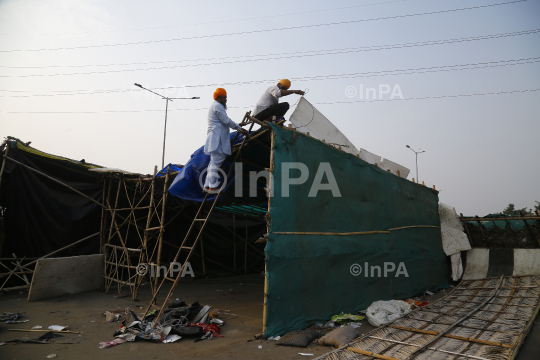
[1,0,539,216]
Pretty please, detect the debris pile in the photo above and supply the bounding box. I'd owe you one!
[100,300,225,348]
[0,312,26,323]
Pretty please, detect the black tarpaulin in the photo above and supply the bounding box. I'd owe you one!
[2,141,103,258]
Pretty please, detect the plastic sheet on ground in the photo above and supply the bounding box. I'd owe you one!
[366,300,411,327]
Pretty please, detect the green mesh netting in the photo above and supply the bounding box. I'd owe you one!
[264,124,450,337]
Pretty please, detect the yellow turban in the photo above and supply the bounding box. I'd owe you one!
[278,79,291,89]
[213,88,227,100]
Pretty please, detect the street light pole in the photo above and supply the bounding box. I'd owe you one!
[134,83,199,169]
[405,145,425,182]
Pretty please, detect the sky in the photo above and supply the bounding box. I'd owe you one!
[0,0,539,216]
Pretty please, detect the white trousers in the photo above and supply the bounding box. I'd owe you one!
[204,151,227,188]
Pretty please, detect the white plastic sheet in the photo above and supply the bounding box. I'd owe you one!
[366,300,411,327]
[289,98,358,155]
[289,98,410,177]
[439,203,471,256]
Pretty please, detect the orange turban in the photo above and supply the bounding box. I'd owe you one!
[213,88,227,100]
[278,79,291,89]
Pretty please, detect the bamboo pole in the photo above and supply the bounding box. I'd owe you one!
[4,155,146,235]
[177,212,263,257]
[262,130,274,334]
[106,177,124,292]
[162,239,239,274]
[0,144,10,193]
[346,348,399,360]
[136,165,157,300]
[389,325,513,348]
[200,222,206,275]
[244,218,248,274]
[4,155,105,209]
[155,169,170,288]
[101,178,112,290]
[23,232,101,268]
[459,216,540,221]
[9,329,80,334]
[144,114,259,328]
[12,254,30,286]
[508,290,540,360]
[368,279,487,359]
[368,336,491,360]
[210,215,265,256]
[0,232,101,291]
[273,231,389,235]
[233,214,236,272]
[99,177,108,254]
[405,276,509,358]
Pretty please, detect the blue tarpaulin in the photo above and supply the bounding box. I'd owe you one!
[168,131,246,202]
[156,164,183,178]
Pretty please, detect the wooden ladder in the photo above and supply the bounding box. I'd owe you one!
[141,112,259,326]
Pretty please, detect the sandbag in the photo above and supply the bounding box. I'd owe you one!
[275,329,320,347]
[317,326,358,347]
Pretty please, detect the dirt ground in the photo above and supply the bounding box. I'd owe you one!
[0,274,370,360]
[1,274,538,359]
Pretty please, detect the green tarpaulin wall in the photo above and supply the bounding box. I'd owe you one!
[264,124,450,337]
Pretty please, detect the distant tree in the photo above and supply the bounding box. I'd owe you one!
[534,201,540,213]
[502,203,531,216]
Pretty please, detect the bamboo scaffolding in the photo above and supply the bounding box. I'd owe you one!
[155,169,170,288]
[162,239,239,274]
[141,113,256,328]
[135,166,157,300]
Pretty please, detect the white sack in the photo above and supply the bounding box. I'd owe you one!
[366,300,412,327]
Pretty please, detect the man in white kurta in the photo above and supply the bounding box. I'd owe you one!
[204,88,247,192]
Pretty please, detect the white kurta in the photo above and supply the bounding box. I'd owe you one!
[204,100,240,156]
[253,85,282,116]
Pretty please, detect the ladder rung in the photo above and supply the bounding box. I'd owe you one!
[181,246,193,250]
[150,303,161,310]
[165,277,176,282]
[194,219,207,221]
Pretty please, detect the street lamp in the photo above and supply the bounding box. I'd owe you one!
[134,83,200,169]
[405,145,425,183]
